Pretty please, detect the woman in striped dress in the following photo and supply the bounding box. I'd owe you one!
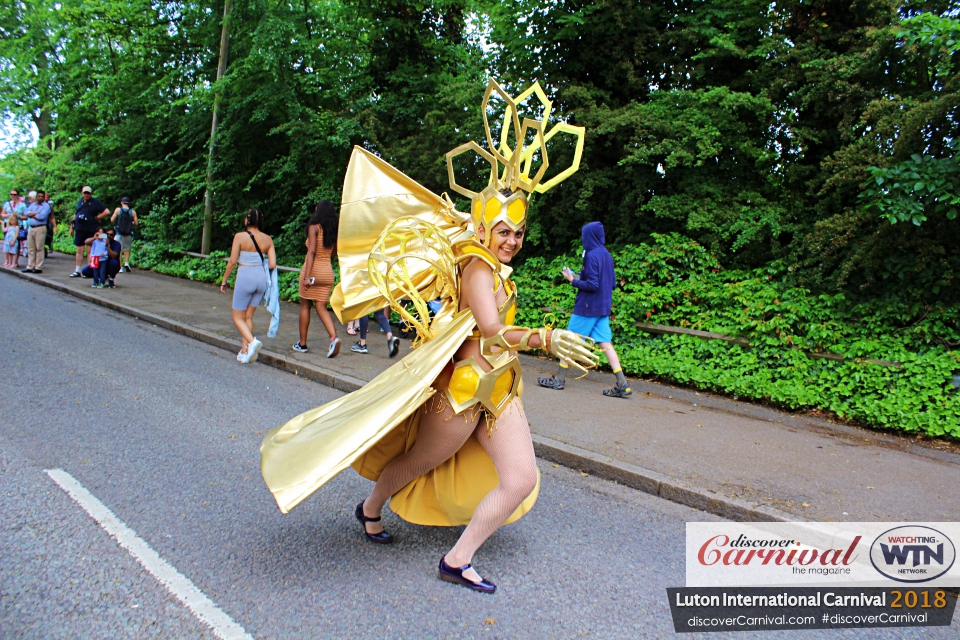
[294,201,340,357]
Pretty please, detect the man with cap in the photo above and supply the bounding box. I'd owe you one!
[22,189,51,273]
[69,186,110,277]
[110,197,139,272]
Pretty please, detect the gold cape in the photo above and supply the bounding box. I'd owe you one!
[260,147,539,525]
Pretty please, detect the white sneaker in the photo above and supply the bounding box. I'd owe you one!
[327,336,341,358]
[248,338,263,363]
[237,348,251,364]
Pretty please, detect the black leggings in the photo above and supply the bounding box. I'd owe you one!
[359,309,391,340]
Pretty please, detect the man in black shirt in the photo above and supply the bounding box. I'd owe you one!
[69,186,110,277]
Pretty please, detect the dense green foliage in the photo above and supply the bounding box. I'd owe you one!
[513,234,960,438]
[7,1,960,437]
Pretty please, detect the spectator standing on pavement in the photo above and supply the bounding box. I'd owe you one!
[537,221,632,398]
[3,189,26,268]
[69,186,110,278]
[3,211,19,268]
[293,200,340,358]
[351,306,400,357]
[86,227,110,287]
[23,189,51,273]
[43,192,56,256]
[110,197,138,271]
[3,189,25,224]
[220,208,276,364]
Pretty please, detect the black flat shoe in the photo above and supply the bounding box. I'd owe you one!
[355,501,393,544]
[438,557,496,594]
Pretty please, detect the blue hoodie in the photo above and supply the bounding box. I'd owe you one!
[571,221,615,317]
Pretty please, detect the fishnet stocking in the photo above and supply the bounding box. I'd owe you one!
[445,398,538,568]
[362,393,481,530]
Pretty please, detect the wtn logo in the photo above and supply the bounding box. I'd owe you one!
[870,526,956,583]
[880,543,944,567]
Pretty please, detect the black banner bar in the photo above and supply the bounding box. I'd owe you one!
[667,587,957,633]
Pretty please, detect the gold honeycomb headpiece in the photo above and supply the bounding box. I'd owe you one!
[445,79,585,247]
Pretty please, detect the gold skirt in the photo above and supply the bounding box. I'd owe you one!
[351,386,539,527]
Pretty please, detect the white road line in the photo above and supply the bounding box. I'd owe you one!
[45,468,253,640]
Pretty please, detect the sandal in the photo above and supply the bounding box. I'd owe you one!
[603,384,632,398]
[537,375,565,391]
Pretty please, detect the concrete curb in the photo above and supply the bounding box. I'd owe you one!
[4,267,796,523]
[530,435,796,523]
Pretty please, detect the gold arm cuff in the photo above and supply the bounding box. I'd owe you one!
[481,325,547,355]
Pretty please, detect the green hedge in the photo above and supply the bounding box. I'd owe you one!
[512,234,960,439]
[54,227,958,438]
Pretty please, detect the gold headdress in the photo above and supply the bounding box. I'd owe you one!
[445,79,585,247]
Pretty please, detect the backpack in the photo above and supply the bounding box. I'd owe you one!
[116,207,133,235]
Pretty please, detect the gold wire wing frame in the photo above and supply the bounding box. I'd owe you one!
[445,79,586,198]
[367,217,460,346]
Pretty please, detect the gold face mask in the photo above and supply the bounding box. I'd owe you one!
[445,79,586,248]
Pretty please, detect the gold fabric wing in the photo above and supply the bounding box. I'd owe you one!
[331,146,472,323]
[260,310,476,514]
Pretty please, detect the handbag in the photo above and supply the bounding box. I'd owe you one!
[17,226,28,241]
[91,255,100,268]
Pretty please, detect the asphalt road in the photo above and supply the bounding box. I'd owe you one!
[0,277,956,639]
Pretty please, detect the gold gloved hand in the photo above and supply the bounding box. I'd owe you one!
[548,328,599,373]
[480,325,599,373]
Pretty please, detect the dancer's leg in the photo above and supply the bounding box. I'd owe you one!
[445,399,538,575]
[362,394,480,533]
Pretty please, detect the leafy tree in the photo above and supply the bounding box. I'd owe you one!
[0,0,65,142]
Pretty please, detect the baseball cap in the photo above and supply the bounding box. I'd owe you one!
[121,197,130,204]
[82,186,93,194]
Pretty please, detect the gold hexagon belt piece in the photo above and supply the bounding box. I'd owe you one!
[446,354,523,418]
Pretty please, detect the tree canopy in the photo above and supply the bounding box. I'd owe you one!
[1,0,958,299]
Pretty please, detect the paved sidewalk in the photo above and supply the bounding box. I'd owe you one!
[5,252,959,523]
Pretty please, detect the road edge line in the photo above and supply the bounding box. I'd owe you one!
[44,469,253,640]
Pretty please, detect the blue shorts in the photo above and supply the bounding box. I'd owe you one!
[566,314,612,343]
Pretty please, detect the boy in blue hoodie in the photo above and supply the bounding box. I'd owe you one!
[538,221,631,398]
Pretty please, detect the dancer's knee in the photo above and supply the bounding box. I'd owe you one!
[502,463,538,498]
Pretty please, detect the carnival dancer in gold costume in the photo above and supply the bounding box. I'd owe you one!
[260,80,597,593]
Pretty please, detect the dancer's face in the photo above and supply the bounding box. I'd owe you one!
[483,222,524,264]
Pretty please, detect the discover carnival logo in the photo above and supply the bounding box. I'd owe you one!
[869,526,956,583]
[686,523,960,588]
[697,533,861,573]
